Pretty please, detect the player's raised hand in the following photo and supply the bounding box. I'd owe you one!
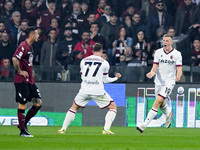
[115,73,121,79]
[19,70,29,78]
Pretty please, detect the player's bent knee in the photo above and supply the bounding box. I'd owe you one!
[32,98,42,106]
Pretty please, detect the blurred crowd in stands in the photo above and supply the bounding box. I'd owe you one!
[0,0,200,82]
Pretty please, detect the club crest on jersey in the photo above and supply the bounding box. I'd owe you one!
[170,55,173,59]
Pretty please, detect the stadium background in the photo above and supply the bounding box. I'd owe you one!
[1,82,199,128]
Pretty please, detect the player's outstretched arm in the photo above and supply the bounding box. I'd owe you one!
[103,73,121,83]
[12,57,29,78]
[115,73,121,79]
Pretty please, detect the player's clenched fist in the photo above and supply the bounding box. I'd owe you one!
[115,73,121,79]
[146,72,155,79]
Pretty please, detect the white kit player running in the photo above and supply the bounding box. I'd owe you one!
[137,34,182,133]
[57,43,121,135]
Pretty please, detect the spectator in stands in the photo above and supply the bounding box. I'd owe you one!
[117,46,142,82]
[100,12,122,52]
[133,30,148,66]
[96,4,112,29]
[40,28,59,80]
[82,12,96,31]
[73,30,95,58]
[40,28,58,66]
[6,11,21,41]
[120,4,136,20]
[38,0,60,31]
[0,31,15,63]
[57,0,72,24]
[95,0,106,19]
[81,1,90,16]
[145,0,173,43]
[167,26,176,37]
[101,50,109,61]
[0,58,13,80]
[123,14,135,38]
[17,19,29,46]
[188,24,200,42]
[90,22,107,50]
[112,26,133,65]
[132,12,146,42]
[49,18,60,35]
[141,0,157,22]
[156,27,166,39]
[64,2,87,34]
[70,50,83,81]
[0,21,12,41]
[175,0,198,36]
[20,0,41,26]
[56,27,79,68]
[191,38,200,66]
[0,1,14,24]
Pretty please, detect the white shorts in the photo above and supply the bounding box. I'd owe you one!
[155,84,175,99]
[74,91,114,109]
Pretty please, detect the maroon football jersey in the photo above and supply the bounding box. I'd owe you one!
[13,41,34,84]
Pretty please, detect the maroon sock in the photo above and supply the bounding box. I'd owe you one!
[18,109,25,131]
[25,105,41,125]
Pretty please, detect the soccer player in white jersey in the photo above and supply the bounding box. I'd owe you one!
[137,34,182,133]
[57,43,121,134]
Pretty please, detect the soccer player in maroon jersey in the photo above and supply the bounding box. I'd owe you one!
[12,27,42,137]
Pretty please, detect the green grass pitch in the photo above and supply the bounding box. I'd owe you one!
[1,126,200,150]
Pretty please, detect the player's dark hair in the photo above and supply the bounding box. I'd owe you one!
[163,34,173,39]
[25,27,36,38]
[93,43,103,52]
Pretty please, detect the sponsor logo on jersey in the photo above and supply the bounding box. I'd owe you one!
[84,80,99,85]
[159,59,175,64]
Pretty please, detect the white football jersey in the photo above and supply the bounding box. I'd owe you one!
[79,55,110,95]
[153,48,182,85]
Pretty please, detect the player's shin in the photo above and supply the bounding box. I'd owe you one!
[25,105,42,125]
[160,103,170,117]
[61,108,76,131]
[143,108,158,127]
[18,109,26,131]
[104,109,117,130]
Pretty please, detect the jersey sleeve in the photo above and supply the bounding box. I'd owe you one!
[176,52,182,66]
[153,50,159,65]
[80,59,84,75]
[13,44,26,60]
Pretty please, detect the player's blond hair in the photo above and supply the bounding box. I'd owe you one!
[163,34,173,39]
[93,43,103,52]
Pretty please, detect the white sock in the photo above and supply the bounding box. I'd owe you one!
[104,109,117,130]
[61,108,76,131]
[143,108,158,128]
[160,104,170,117]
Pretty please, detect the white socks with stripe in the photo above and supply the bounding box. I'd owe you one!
[61,108,76,131]
[143,108,158,128]
[160,104,170,117]
[104,109,117,130]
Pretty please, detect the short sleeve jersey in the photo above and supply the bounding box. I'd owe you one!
[79,55,109,95]
[13,41,34,84]
[153,48,182,85]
